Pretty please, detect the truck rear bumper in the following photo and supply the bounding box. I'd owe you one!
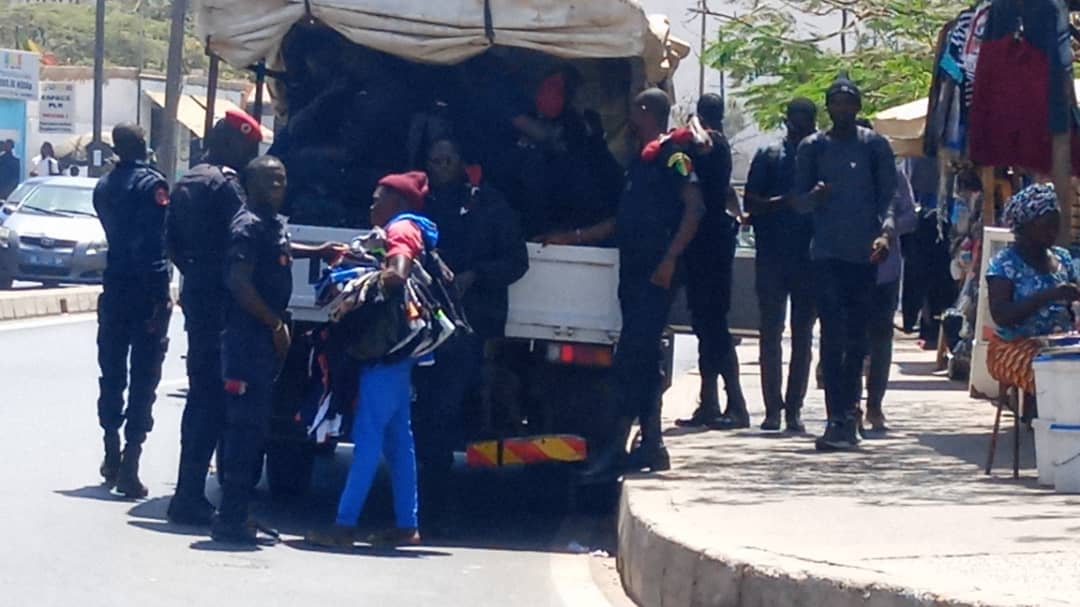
[466,434,587,468]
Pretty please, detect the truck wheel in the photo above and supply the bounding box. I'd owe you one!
[266,441,315,498]
[0,274,12,290]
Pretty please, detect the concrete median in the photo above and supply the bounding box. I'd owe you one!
[0,286,102,321]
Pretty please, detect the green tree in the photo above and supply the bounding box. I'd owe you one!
[704,0,966,129]
[0,0,206,73]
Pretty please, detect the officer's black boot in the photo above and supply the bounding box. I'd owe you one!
[115,443,149,499]
[627,402,670,473]
[579,417,633,483]
[675,376,722,428]
[100,431,121,488]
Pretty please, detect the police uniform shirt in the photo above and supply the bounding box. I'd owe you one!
[93,160,171,296]
[167,163,246,294]
[225,206,293,327]
[616,139,697,273]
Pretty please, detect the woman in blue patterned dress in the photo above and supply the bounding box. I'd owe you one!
[986,183,1080,396]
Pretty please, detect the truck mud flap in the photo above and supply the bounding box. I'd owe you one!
[466,435,587,468]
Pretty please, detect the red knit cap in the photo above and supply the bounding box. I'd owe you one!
[535,73,566,119]
[378,171,429,209]
[223,109,263,143]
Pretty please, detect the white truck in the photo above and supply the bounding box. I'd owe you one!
[195,0,705,496]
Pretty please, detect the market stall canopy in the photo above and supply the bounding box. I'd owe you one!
[144,90,274,143]
[193,0,689,83]
[874,81,1080,157]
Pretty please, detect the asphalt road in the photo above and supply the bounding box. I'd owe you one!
[0,314,637,607]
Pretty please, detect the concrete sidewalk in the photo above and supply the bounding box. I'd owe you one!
[0,285,101,321]
[618,337,1080,607]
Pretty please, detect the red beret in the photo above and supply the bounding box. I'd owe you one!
[535,73,566,120]
[378,171,429,209]
[223,109,263,143]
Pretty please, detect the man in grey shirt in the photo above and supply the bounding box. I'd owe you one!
[795,75,897,450]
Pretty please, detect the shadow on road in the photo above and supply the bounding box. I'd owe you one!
[55,484,128,502]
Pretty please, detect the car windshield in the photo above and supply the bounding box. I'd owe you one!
[19,185,96,217]
[3,182,35,204]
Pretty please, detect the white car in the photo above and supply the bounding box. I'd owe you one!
[0,176,105,289]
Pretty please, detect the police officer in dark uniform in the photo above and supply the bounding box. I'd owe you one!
[165,110,262,525]
[546,89,706,479]
[212,156,344,545]
[94,123,172,499]
[675,94,748,430]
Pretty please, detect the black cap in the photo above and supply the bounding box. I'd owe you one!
[635,88,672,126]
[696,93,725,128]
[786,97,817,118]
[826,72,862,104]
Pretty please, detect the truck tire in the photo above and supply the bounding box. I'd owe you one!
[0,274,12,290]
[266,441,315,498]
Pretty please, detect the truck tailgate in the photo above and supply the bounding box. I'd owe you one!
[287,224,363,323]
[506,243,621,345]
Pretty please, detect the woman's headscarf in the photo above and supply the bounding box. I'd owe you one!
[1004,183,1060,233]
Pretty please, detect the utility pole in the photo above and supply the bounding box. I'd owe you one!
[159,0,190,183]
[88,0,107,177]
[698,0,709,97]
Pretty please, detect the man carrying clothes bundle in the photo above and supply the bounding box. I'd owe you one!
[212,156,344,545]
[165,109,262,526]
[307,172,435,548]
[94,124,172,498]
[794,75,897,451]
[557,89,705,479]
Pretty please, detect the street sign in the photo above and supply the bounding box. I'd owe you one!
[39,82,75,133]
[0,49,40,101]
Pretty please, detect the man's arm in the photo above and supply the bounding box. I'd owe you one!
[539,217,616,246]
[470,202,529,289]
[291,241,347,260]
[651,182,706,289]
[792,138,824,214]
[227,260,283,328]
[872,137,899,224]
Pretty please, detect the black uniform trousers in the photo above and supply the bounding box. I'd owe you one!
[684,222,741,406]
[755,253,816,416]
[218,323,277,525]
[173,292,227,505]
[814,260,876,422]
[96,285,171,446]
[865,280,900,414]
[614,268,675,424]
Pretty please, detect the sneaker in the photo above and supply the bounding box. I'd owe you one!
[760,412,782,432]
[99,459,119,488]
[366,527,422,547]
[785,410,806,434]
[815,419,859,451]
[626,443,671,472]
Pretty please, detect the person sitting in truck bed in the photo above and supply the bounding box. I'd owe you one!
[412,137,529,531]
[463,61,622,238]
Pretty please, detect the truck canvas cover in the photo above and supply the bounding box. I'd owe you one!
[194,0,687,82]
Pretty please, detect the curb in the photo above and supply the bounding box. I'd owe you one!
[0,286,102,321]
[616,489,976,607]
[0,285,180,322]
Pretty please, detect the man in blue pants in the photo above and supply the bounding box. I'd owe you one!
[308,171,436,548]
